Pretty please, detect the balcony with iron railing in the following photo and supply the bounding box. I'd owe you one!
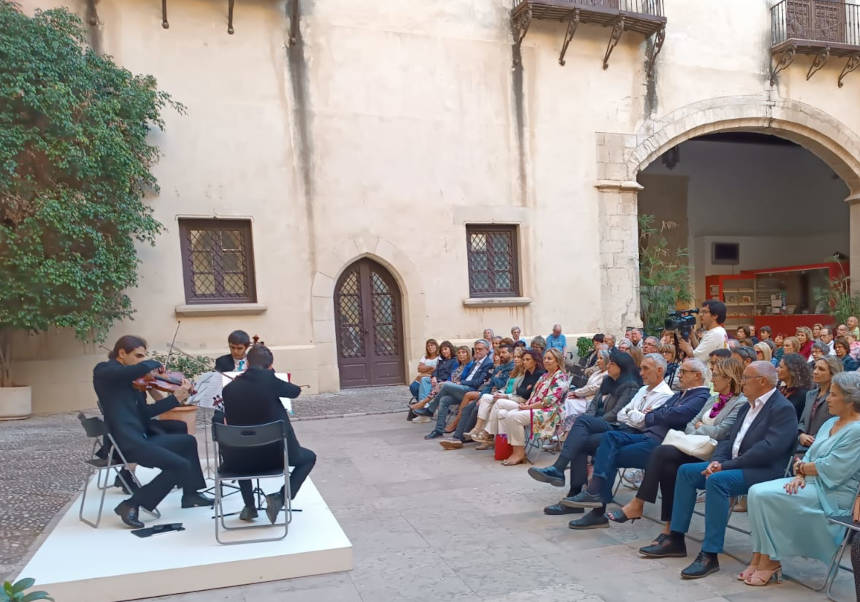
[770,0,860,86]
[511,0,667,72]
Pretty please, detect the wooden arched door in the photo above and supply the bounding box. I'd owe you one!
[334,258,405,387]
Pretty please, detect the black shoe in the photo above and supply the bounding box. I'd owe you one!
[181,492,214,508]
[407,408,416,422]
[560,490,604,509]
[681,551,720,579]
[265,492,284,524]
[569,509,609,529]
[544,503,584,515]
[639,533,687,558]
[113,470,139,495]
[424,430,443,440]
[114,500,144,529]
[528,466,565,487]
[239,505,258,522]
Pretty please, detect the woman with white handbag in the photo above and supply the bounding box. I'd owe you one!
[606,358,746,534]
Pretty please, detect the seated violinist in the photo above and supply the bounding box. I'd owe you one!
[215,330,252,373]
[93,336,212,529]
[221,344,317,523]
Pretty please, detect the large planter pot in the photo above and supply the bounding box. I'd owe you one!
[0,386,32,420]
[158,404,197,435]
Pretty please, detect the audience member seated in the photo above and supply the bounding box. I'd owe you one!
[661,343,681,391]
[707,348,732,375]
[638,361,797,580]
[753,342,772,364]
[410,340,456,411]
[848,316,860,339]
[809,340,828,367]
[496,349,570,466]
[562,348,610,430]
[781,336,800,357]
[642,336,659,355]
[419,339,493,439]
[732,346,755,367]
[545,324,567,354]
[491,336,504,364]
[510,325,526,344]
[474,349,545,449]
[771,333,786,366]
[778,352,813,420]
[583,334,604,370]
[744,372,860,587]
[758,326,772,345]
[736,326,753,347]
[795,326,814,360]
[835,336,860,371]
[409,344,469,420]
[530,335,546,355]
[812,323,823,341]
[525,350,643,516]
[608,358,745,535]
[441,343,515,446]
[820,327,835,354]
[563,357,710,529]
[797,355,842,454]
[604,334,617,349]
[409,339,440,400]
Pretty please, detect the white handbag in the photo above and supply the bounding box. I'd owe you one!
[661,429,717,460]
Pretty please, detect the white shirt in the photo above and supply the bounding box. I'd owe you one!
[693,325,729,363]
[464,355,488,382]
[732,387,776,458]
[616,380,674,430]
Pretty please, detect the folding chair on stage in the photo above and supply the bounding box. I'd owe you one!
[77,412,160,528]
[212,420,292,545]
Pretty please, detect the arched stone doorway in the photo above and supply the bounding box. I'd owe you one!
[594,95,860,334]
[333,258,405,387]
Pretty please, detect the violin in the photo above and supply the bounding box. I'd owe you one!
[132,370,193,394]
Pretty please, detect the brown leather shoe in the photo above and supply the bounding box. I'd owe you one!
[440,440,464,450]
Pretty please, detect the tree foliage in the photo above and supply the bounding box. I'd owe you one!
[0,2,180,385]
[638,214,693,335]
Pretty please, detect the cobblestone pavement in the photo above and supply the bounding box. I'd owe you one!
[0,385,410,582]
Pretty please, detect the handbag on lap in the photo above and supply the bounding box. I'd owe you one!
[661,429,717,460]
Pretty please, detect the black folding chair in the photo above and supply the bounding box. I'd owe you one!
[212,421,291,545]
[77,412,160,527]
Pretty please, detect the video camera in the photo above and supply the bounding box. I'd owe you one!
[664,308,699,340]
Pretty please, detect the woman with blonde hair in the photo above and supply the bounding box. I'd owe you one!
[464,347,526,441]
[795,326,814,360]
[797,355,843,451]
[753,341,772,363]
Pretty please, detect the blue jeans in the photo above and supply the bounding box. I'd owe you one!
[409,381,420,399]
[418,377,433,400]
[590,430,658,503]
[431,383,471,432]
[670,462,748,554]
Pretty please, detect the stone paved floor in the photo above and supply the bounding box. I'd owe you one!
[2,391,856,601]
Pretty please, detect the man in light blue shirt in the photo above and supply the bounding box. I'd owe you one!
[546,324,567,355]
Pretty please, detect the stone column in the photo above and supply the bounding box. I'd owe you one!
[848,193,860,296]
[595,180,643,335]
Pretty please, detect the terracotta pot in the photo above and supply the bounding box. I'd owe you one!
[157,405,197,435]
[0,386,32,420]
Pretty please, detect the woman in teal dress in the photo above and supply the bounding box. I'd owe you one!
[744,371,860,587]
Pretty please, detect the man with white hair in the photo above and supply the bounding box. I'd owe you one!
[628,328,644,349]
[564,357,711,529]
[639,361,798,580]
[546,324,567,355]
[642,336,659,355]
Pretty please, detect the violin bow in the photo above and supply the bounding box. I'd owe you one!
[163,320,182,371]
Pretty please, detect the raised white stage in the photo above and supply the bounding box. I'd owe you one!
[18,468,352,601]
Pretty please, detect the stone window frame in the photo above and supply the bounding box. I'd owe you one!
[465,224,521,298]
[178,218,257,304]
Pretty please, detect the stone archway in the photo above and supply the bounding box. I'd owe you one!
[594,95,860,333]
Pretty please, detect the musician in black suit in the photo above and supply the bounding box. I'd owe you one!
[639,361,798,579]
[220,344,316,523]
[214,329,252,373]
[93,336,213,528]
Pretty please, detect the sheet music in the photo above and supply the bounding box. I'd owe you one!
[190,371,224,410]
[218,371,294,415]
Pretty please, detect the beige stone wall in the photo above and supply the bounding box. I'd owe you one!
[12,0,860,412]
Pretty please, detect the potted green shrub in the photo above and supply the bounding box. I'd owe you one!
[1,578,53,602]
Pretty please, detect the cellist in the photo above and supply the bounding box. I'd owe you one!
[93,335,212,528]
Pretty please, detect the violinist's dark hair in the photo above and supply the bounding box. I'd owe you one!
[227,330,251,346]
[109,335,147,360]
[247,344,274,369]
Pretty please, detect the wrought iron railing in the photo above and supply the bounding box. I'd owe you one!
[771,0,860,47]
[512,0,664,18]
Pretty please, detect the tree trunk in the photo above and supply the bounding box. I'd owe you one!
[0,329,12,388]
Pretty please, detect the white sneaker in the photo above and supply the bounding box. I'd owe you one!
[414,416,431,423]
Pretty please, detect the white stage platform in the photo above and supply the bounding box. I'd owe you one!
[17,468,352,601]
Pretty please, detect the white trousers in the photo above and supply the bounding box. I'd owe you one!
[501,410,532,446]
[477,394,496,420]
[486,399,520,435]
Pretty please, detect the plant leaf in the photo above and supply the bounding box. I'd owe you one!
[11,580,34,594]
[20,592,54,602]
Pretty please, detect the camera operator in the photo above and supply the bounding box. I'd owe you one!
[676,299,729,364]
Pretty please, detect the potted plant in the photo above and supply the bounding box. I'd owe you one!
[0,3,179,417]
[1,578,53,602]
[638,214,693,335]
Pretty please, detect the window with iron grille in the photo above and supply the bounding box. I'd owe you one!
[466,225,520,297]
[178,219,257,304]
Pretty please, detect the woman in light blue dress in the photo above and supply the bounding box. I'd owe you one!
[744,371,860,587]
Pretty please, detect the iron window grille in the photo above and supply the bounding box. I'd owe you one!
[178,219,257,304]
[466,225,520,298]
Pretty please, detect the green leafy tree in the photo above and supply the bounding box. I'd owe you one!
[813,259,860,325]
[0,2,181,386]
[638,214,693,335]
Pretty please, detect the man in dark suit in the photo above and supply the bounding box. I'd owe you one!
[639,361,798,579]
[220,344,316,523]
[93,335,212,529]
[214,329,252,373]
